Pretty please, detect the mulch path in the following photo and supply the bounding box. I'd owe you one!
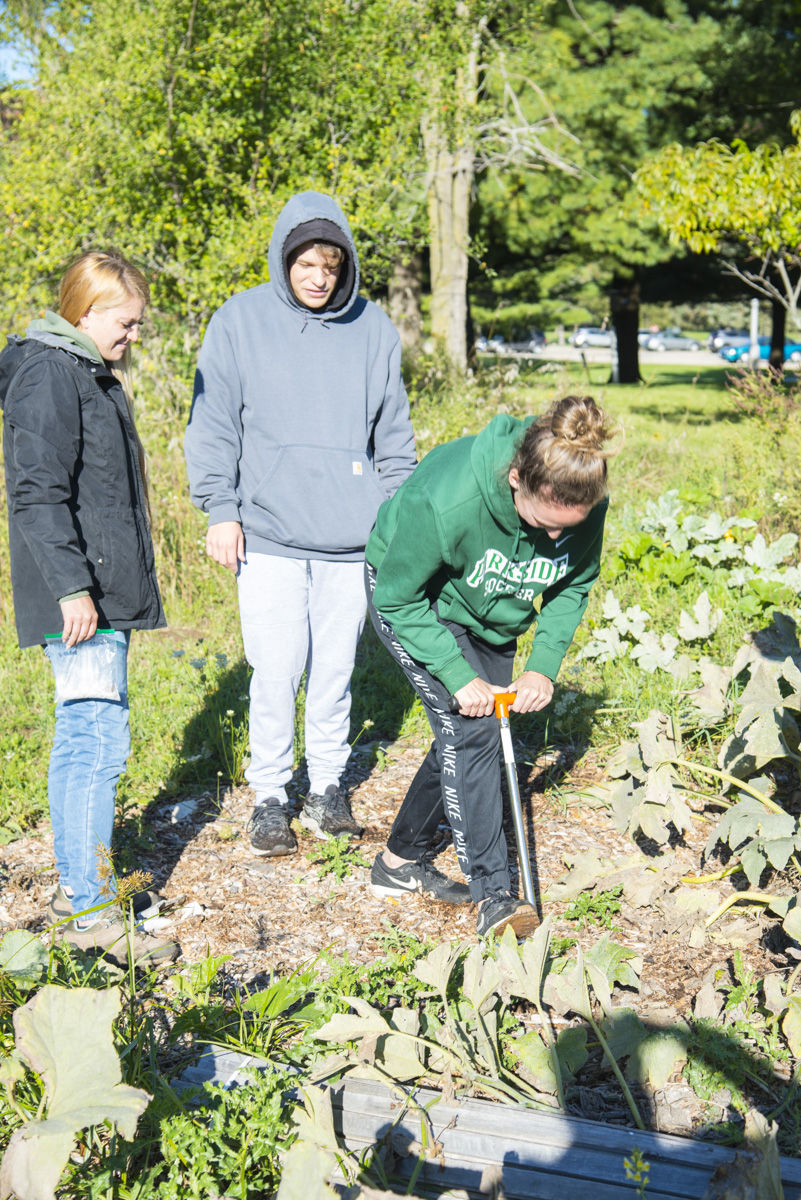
[1,734,791,1139]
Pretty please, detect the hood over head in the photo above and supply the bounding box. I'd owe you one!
[267,192,360,319]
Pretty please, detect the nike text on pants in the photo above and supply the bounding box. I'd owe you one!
[365,562,516,903]
[238,553,367,802]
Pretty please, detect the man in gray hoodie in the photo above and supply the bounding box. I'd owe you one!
[185,192,416,857]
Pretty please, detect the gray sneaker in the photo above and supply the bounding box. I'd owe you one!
[56,909,180,968]
[476,893,539,940]
[370,853,472,904]
[300,785,362,839]
[46,883,162,925]
[247,803,298,857]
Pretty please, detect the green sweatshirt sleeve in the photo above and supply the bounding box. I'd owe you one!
[370,485,478,694]
[524,502,607,680]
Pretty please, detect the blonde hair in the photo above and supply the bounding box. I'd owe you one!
[511,395,620,508]
[59,250,151,511]
[289,240,344,270]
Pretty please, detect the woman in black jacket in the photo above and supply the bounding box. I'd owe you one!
[1,250,177,965]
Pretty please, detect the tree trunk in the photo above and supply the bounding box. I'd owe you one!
[609,275,642,384]
[770,298,786,370]
[423,15,479,372]
[424,124,473,370]
[388,255,423,354]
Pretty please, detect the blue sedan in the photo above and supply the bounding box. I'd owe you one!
[721,336,801,363]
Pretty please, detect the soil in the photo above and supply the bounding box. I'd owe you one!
[0,734,793,1142]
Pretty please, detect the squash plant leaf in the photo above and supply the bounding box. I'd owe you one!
[462,944,502,1015]
[0,931,49,992]
[678,590,724,642]
[626,1027,689,1088]
[412,941,464,996]
[276,1141,338,1200]
[745,532,798,572]
[630,632,678,674]
[600,1008,647,1059]
[686,658,733,722]
[0,986,150,1200]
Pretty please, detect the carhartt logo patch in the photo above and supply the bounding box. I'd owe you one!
[352,462,363,475]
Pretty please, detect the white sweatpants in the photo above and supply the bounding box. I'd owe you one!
[237,553,367,803]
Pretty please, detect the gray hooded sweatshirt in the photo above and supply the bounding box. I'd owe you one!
[184,192,417,561]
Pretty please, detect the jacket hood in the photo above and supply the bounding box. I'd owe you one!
[267,191,360,321]
[470,413,532,531]
[25,310,104,363]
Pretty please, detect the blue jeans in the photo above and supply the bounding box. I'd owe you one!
[45,631,131,917]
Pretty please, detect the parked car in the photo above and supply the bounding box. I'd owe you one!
[721,336,801,364]
[638,328,655,346]
[707,327,749,352]
[570,326,613,348]
[645,327,701,351]
[508,329,547,353]
[475,334,507,354]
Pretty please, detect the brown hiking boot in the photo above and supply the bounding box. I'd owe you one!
[57,909,180,968]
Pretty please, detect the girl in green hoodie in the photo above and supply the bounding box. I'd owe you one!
[365,395,618,939]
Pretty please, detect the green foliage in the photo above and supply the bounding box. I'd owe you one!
[564,886,623,930]
[305,837,370,883]
[636,111,801,329]
[0,986,150,1200]
[152,1069,293,1199]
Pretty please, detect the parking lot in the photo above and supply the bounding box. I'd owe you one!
[514,343,731,368]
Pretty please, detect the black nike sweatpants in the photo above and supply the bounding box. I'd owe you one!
[365,562,515,902]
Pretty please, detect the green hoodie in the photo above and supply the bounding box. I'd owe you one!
[366,413,607,693]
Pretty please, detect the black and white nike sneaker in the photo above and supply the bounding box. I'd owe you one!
[369,853,472,904]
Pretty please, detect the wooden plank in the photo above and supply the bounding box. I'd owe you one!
[177,1048,801,1199]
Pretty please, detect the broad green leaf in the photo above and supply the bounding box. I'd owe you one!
[542,852,605,902]
[584,937,642,993]
[314,997,390,1045]
[678,590,723,641]
[626,1027,689,1087]
[379,1009,424,1081]
[462,945,501,1015]
[413,941,463,995]
[783,997,801,1056]
[0,986,149,1200]
[510,1031,557,1093]
[630,631,678,673]
[686,658,732,722]
[634,710,681,769]
[0,932,49,991]
[600,1009,647,1059]
[290,1086,339,1154]
[745,532,798,572]
[762,974,786,1017]
[276,1140,338,1200]
[496,918,552,1004]
[782,901,801,942]
[0,1053,24,1091]
[555,1026,588,1080]
[544,951,591,1020]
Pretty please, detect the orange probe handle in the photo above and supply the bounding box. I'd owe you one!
[493,692,517,718]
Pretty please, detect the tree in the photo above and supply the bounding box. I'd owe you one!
[0,0,426,356]
[635,113,801,338]
[473,0,800,381]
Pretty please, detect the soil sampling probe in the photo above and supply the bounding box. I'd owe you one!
[449,690,536,907]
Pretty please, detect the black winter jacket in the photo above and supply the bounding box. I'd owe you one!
[1,334,165,648]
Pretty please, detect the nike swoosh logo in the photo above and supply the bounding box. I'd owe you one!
[555,534,572,548]
[389,878,419,891]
